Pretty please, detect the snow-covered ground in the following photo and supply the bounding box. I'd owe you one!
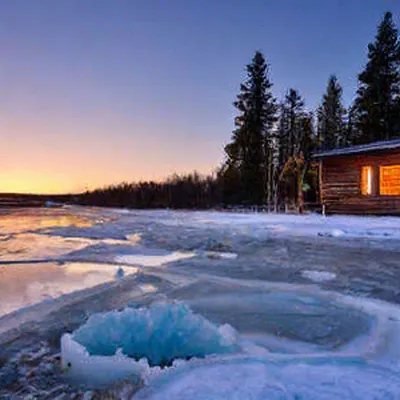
[1,206,400,399]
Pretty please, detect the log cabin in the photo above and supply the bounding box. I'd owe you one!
[314,138,400,215]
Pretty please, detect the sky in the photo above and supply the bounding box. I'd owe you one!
[1,0,400,194]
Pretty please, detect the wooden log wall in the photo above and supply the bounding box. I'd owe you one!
[321,149,400,215]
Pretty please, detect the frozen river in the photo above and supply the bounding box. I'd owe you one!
[1,206,400,399]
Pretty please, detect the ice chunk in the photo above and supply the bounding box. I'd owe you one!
[65,303,237,370]
[301,270,336,282]
[318,228,345,238]
[204,251,238,260]
[115,267,125,279]
[61,334,145,388]
[115,250,195,267]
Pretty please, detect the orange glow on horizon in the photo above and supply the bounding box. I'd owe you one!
[1,114,221,195]
[0,171,83,195]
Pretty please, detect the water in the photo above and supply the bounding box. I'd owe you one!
[1,206,400,398]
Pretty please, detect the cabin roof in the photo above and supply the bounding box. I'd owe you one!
[313,138,400,158]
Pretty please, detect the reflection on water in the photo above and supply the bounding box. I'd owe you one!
[0,210,94,234]
[0,233,142,262]
[0,262,138,317]
[0,233,94,261]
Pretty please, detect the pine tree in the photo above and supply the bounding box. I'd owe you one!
[279,89,306,160]
[343,105,359,146]
[276,90,315,211]
[298,112,315,158]
[223,51,276,205]
[317,75,346,150]
[354,11,400,143]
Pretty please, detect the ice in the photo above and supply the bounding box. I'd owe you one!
[115,250,195,267]
[61,303,238,386]
[188,291,371,349]
[115,267,125,278]
[3,207,400,398]
[61,334,145,388]
[154,210,400,240]
[0,262,138,317]
[301,270,336,282]
[204,251,238,260]
[134,358,400,400]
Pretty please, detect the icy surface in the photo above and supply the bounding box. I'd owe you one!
[0,262,138,317]
[2,207,400,398]
[134,358,400,400]
[301,270,337,282]
[115,249,195,267]
[61,333,145,388]
[68,303,237,368]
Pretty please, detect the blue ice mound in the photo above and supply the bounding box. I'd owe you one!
[71,302,237,366]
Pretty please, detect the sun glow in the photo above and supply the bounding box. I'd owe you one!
[0,171,79,194]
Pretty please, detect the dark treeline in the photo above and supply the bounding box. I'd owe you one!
[79,173,221,209]
[80,12,400,211]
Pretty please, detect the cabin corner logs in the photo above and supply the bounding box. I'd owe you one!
[320,150,400,215]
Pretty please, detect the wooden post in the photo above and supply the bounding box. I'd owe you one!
[319,160,324,209]
[372,165,380,196]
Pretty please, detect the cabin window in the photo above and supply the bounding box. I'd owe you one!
[379,165,400,196]
[361,166,374,195]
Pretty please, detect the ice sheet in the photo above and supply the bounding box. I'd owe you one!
[2,207,400,398]
[0,262,138,317]
[134,358,400,400]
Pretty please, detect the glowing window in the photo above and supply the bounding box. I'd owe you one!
[361,166,373,195]
[380,165,400,196]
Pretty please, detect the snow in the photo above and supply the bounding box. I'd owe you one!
[115,249,195,267]
[133,358,400,400]
[301,270,337,282]
[61,334,145,388]
[161,211,400,240]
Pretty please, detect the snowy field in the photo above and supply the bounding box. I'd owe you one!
[1,206,400,399]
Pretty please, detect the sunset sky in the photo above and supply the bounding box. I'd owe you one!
[1,0,400,194]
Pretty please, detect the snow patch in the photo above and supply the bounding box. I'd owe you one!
[115,250,195,267]
[318,229,345,238]
[204,251,238,260]
[301,270,337,282]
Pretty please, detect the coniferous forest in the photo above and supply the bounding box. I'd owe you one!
[80,12,400,211]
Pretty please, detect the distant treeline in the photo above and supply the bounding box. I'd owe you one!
[0,193,76,208]
[78,173,221,209]
[79,12,400,212]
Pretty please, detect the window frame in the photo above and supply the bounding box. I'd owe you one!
[379,164,400,197]
[360,165,375,196]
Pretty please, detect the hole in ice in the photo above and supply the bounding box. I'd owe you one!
[63,303,237,375]
[188,292,370,349]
